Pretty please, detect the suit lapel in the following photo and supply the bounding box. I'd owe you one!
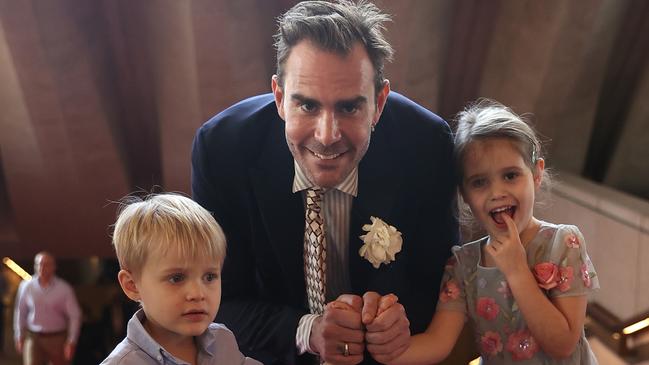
[249,120,306,298]
[349,121,404,293]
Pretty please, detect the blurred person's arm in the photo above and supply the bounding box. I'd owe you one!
[13,280,28,353]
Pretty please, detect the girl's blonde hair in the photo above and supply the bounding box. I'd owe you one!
[112,193,226,274]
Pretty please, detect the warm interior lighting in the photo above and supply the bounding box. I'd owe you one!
[623,318,649,335]
[2,257,32,280]
[468,357,481,365]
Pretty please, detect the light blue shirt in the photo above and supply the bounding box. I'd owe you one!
[101,309,262,365]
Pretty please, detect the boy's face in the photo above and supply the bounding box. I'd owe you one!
[123,250,221,344]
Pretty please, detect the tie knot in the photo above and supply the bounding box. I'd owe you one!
[306,188,324,208]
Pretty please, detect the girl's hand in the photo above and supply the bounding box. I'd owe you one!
[485,214,528,277]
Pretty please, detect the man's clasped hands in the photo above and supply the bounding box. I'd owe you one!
[310,292,410,365]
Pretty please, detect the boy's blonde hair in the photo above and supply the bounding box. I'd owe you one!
[112,193,226,274]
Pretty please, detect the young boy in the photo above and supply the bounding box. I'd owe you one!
[101,194,261,365]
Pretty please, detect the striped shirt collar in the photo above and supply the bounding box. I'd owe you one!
[292,161,358,197]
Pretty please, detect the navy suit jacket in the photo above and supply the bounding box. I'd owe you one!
[191,92,459,365]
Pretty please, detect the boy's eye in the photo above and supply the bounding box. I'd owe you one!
[168,273,184,284]
[204,272,220,282]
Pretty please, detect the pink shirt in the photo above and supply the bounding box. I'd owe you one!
[13,276,82,344]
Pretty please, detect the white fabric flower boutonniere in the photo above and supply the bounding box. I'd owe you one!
[358,216,403,269]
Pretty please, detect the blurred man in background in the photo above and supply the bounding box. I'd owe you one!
[14,252,81,365]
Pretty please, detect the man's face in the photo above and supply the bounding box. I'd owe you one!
[35,253,56,281]
[272,41,389,188]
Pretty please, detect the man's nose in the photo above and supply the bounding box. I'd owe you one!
[314,110,341,146]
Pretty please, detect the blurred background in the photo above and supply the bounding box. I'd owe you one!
[1,0,648,364]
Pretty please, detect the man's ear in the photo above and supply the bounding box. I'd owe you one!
[271,75,285,120]
[117,269,140,302]
[372,79,391,127]
[534,158,545,189]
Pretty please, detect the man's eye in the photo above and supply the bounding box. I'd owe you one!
[204,272,219,282]
[168,273,184,284]
[339,104,358,114]
[300,103,317,113]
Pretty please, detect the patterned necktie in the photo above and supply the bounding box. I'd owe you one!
[304,188,326,314]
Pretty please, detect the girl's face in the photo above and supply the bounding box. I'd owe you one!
[460,138,544,239]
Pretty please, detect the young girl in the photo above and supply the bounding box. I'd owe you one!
[388,100,599,364]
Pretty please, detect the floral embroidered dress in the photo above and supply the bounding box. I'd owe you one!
[437,222,599,364]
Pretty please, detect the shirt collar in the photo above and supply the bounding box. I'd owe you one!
[292,160,358,197]
[34,275,58,290]
[127,309,217,363]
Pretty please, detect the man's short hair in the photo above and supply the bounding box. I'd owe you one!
[112,193,226,274]
[274,0,394,94]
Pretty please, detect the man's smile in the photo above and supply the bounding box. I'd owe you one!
[312,151,342,160]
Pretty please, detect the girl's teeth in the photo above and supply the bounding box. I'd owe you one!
[491,206,510,213]
[490,206,514,224]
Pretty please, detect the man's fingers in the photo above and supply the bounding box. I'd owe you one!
[330,301,354,311]
[361,291,380,325]
[320,324,365,344]
[377,293,398,316]
[317,319,365,365]
[365,301,406,332]
[366,312,410,358]
[365,315,402,344]
[336,294,363,313]
[325,301,363,330]
[321,342,364,365]
[312,308,365,364]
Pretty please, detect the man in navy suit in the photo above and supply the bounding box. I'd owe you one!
[191,1,458,364]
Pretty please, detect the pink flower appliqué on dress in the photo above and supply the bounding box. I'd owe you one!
[565,234,580,248]
[439,280,460,303]
[581,263,592,288]
[557,266,574,292]
[476,297,500,321]
[506,329,539,361]
[480,331,503,357]
[533,262,559,290]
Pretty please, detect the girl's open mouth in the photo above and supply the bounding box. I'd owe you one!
[490,206,515,225]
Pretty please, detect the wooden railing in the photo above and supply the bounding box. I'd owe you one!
[587,302,649,362]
